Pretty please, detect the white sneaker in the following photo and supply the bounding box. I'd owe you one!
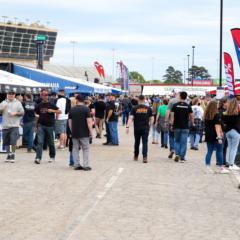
[205,166,214,174]
[48,158,55,163]
[229,165,240,171]
[219,168,230,174]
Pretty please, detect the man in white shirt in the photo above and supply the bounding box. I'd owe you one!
[55,89,71,149]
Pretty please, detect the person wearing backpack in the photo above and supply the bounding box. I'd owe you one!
[55,89,71,150]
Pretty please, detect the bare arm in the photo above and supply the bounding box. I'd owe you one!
[126,115,133,134]
[149,116,154,126]
[87,117,93,136]
[106,109,113,121]
[170,112,174,126]
[189,113,195,126]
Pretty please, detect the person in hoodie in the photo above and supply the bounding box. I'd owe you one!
[0,90,24,162]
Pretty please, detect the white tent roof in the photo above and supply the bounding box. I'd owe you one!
[15,66,111,94]
[0,70,46,87]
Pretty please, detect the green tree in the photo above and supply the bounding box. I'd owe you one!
[163,66,183,84]
[149,80,162,84]
[189,65,211,80]
[129,71,146,83]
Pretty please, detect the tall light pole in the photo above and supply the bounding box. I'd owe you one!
[187,54,190,84]
[192,46,195,85]
[70,41,77,66]
[219,0,223,87]
[112,48,115,82]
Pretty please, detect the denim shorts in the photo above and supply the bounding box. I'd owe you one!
[55,120,67,135]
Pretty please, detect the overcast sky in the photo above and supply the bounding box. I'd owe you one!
[1,0,240,81]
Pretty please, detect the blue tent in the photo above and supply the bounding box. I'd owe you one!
[13,64,93,94]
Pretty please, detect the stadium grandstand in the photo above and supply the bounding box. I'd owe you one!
[0,20,104,83]
[0,21,57,61]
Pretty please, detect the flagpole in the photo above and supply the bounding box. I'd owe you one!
[219,0,223,87]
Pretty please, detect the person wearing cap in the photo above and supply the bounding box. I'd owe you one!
[34,89,61,164]
[68,94,93,171]
[0,90,24,162]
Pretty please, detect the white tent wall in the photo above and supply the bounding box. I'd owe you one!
[142,85,216,96]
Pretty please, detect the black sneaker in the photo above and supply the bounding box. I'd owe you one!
[133,155,138,161]
[5,154,11,162]
[143,157,148,163]
[164,145,168,149]
[174,155,180,162]
[168,151,174,159]
[74,165,84,170]
[34,159,40,164]
[82,166,92,171]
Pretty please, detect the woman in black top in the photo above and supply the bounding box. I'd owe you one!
[222,99,240,170]
[204,101,229,174]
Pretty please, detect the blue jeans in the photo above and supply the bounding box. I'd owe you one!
[105,121,111,143]
[69,152,74,166]
[152,125,160,142]
[108,121,119,145]
[169,129,175,151]
[134,129,149,158]
[205,141,223,166]
[122,110,129,125]
[23,121,34,150]
[226,129,240,165]
[174,129,189,160]
[35,124,56,160]
[189,133,200,148]
[161,130,168,146]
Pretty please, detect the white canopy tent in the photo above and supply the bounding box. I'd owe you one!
[0,70,46,87]
[142,85,216,96]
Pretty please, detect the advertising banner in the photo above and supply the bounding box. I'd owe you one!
[231,28,240,66]
[224,52,236,97]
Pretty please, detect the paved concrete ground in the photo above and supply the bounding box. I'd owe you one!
[0,125,240,240]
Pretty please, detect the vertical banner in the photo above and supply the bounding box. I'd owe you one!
[224,52,235,97]
[231,28,240,66]
[117,61,129,91]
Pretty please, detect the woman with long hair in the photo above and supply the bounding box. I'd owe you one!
[204,100,229,174]
[222,99,240,170]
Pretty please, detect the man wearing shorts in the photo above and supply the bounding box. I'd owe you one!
[55,89,71,149]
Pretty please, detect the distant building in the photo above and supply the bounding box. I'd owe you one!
[0,21,57,62]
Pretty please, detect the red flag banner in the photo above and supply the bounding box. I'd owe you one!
[94,61,105,78]
[224,52,235,97]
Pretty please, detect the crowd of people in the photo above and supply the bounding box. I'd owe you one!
[0,88,239,174]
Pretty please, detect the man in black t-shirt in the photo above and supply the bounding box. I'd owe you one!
[68,94,93,171]
[34,89,61,164]
[22,93,36,152]
[170,91,194,162]
[104,95,119,145]
[126,95,153,163]
[94,95,106,138]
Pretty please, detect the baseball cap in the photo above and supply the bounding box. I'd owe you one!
[7,89,16,94]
